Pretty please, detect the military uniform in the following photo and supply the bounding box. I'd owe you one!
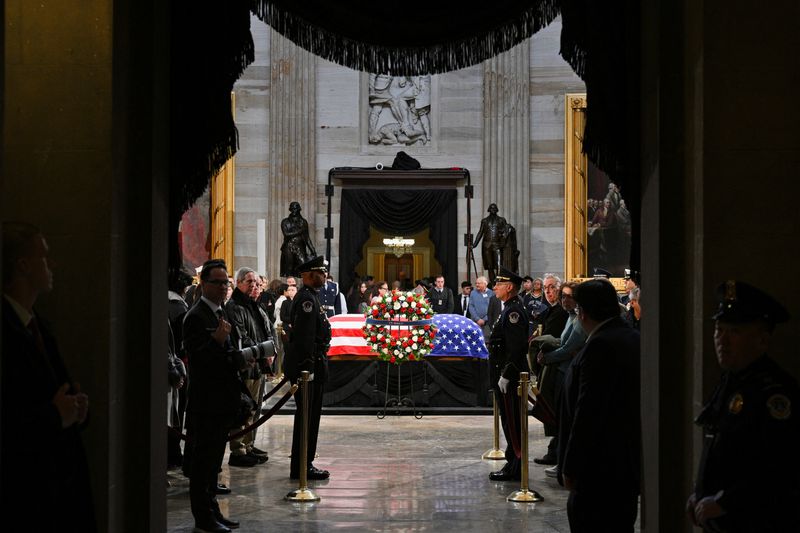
[318,279,341,318]
[487,268,530,480]
[691,280,800,532]
[285,256,332,479]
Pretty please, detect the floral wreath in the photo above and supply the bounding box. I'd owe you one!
[362,289,437,364]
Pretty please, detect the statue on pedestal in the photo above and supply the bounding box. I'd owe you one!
[280,202,316,276]
[472,203,519,283]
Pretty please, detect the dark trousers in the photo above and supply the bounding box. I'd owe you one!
[567,486,638,533]
[290,377,324,475]
[495,384,521,476]
[187,413,231,525]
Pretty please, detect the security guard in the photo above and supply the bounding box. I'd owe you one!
[487,267,530,481]
[686,280,800,532]
[318,275,341,318]
[285,255,332,480]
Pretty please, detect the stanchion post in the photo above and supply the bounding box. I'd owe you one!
[508,372,543,503]
[285,371,320,502]
[482,388,505,460]
[271,324,285,384]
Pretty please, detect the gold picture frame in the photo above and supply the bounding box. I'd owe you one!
[564,93,629,291]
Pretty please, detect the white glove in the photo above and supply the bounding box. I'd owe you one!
[498,377,510,394]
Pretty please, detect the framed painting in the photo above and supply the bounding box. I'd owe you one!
[564,93,631,289]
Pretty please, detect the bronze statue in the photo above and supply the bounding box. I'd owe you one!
[280,202,316,276]
[472,203,518,283]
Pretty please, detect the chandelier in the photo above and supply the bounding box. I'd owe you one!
[383,236,415,257]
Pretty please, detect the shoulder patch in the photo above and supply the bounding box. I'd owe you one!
[509,312,520,324]
[302,301,314,313]
[767,394,791,420]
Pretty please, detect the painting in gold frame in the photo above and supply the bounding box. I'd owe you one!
[564,93,630,290]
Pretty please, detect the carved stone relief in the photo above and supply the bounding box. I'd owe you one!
[367,74,432,146]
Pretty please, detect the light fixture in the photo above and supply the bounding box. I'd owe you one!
[383,236,415,257]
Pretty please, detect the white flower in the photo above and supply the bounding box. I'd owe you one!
[393,302,401,310]
[398,352,405,358]
[382,348,388,354]
[384,313,390,319]
[377,334,383,340]
[394,349,400,355]
[412,335,418,342]
[412,343,418,350]
[410,301,416,308]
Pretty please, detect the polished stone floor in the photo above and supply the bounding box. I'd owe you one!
[167,412,640,532]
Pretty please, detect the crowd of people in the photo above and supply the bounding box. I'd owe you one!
[5,217,797,532]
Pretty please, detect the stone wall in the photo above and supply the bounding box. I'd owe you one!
[233,16,584,282]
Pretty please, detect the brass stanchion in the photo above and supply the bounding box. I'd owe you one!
[285,371,320,502]
[482,388,505,460]
[270,324,285,385]
[508,372,543,503]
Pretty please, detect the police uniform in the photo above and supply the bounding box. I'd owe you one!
[692,281,800,532]
[318,279,341,318]
[487,267,530,481]
[285,256,332,480]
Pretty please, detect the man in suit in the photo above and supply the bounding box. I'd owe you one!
[183,259,254,532]
[686,281,800,532]
[532,273,570,465]
[486,267,530,482]
[454,280,472,316]
[558,278,640,532]
[285,255,332,480]
[1,221,96,531]
[429,275,454,314]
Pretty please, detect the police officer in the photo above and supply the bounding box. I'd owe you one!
[686,280,800,531]
[487,267,530,481]
[285,255,332,480]
[318,274,342,318]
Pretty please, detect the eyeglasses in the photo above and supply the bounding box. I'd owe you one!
[206,279,231,287]
[380,286,389,290]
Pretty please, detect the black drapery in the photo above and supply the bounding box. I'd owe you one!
[169,2,639,274]
[339,189,457,294]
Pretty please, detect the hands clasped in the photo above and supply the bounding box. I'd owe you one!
[53,382,89,428]
[498,377,510,394]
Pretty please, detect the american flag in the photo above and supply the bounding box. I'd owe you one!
[327,313,488,359]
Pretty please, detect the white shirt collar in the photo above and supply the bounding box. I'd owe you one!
[200,295,222,314]
[168,290,184,302]
[3,294,33,327]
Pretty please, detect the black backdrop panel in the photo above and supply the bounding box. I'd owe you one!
[340,189,458,293]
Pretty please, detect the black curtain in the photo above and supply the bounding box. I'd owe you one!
[340,189,457,295]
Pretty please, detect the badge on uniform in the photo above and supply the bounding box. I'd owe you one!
[509,312,520,324]
[767,394,791,420]
[728,393,744,414]
[302,301,313,313]
[438,300,443,305]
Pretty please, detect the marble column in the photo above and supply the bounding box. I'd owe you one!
[267,33,317,277]
[482,43,531,275]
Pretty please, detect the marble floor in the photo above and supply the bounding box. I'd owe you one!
[167,412,640,532]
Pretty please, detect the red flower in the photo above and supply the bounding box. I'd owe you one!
[406,296,413,302]
[424,325,430,330]
[390,356,396,363]
[409,354,415,361]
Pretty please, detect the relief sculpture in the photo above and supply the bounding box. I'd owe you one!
[368,74,431,146]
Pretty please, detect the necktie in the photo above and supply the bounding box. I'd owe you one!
[462,296,468,316]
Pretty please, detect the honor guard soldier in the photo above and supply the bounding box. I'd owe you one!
[687,280,800,532]
[285,255,332,480]
[487,267,530,481]
[318,274,341,318]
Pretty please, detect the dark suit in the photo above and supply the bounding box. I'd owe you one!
[1,297,96,532]
[487,295,530,477]
[429,286,454,314]
[454,293,470,317]
[558,316,640,532]
[285,286,331,476]
[183,298,248,526]
[487,295,502,333]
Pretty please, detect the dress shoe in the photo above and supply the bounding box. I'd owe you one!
[212,483,231,495]
[544,465,559,478]
[533,454,557,465]
[213,513,240,529]
[228,453,258,467]
[249,446,268,457]
[290,466,330,480]
[192,519,231,533]
[489,469,521,481]
[247,451,268,464]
